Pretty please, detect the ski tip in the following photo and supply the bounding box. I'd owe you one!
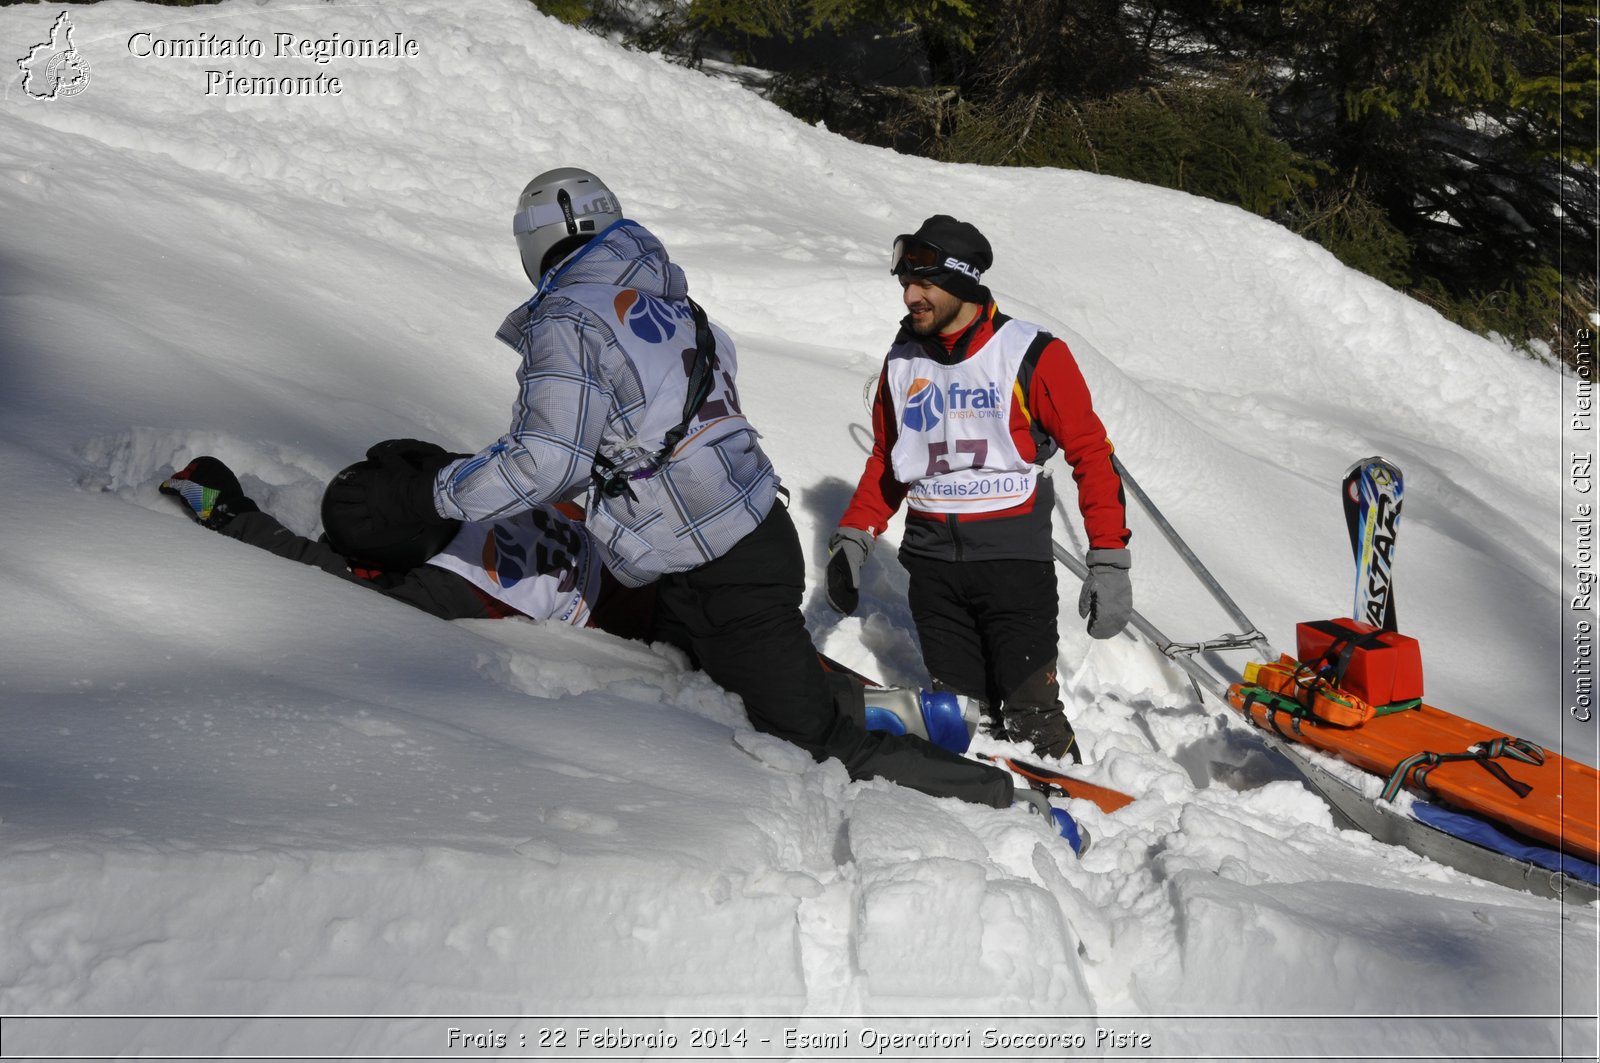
[1344,455,1404,481]
[1344,454,1389,474]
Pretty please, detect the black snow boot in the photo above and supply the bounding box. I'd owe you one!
[1000,705,1082,764]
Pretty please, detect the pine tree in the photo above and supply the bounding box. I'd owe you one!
[557,0,1595,354]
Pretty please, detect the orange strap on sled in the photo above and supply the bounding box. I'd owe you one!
[1243,656,1375,728]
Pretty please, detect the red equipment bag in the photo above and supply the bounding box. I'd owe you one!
[1295,617,1424,707]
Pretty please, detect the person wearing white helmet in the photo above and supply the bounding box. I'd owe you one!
[321,169,1020,809]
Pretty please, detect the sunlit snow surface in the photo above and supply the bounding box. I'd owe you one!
[0,2,1593,1059]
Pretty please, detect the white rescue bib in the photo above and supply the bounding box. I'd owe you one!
[426,507,602,625]
[886,319,1043,514]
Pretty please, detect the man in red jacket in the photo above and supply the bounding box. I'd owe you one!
[827,215,1133,764]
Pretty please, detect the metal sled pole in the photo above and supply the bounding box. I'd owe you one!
[1110,454,1277,662]
[1059,530,1365,824]
[1053,542,1234,703]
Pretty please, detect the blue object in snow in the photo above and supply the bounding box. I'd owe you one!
[1051,806,1088,856]
[919,689,971,753]
[1409,799,1600,887]
[862,688,973,754]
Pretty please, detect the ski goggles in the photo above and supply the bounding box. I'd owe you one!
[890,235,945,277]
[890,236,981,282]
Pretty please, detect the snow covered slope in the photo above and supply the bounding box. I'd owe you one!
[1,0,1593,1057]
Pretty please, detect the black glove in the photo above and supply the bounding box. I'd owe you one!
[320,439,459,562]
[825,527,873,615]
[160,456,259,531]
[364,438,460,469]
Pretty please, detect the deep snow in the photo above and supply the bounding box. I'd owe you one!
[0,1,1595,1059]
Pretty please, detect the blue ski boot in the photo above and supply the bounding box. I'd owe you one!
[861,686,979,754]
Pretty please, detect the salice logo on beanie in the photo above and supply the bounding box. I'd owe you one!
[943,256,981,281]
[904,378,944,432]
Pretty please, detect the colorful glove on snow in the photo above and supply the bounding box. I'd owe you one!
[160,456,259,531]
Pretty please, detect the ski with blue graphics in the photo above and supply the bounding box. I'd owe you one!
[1343,456,1404,631]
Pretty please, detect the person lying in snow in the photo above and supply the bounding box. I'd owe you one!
[157,442,1089,851]
[161,441,655,640]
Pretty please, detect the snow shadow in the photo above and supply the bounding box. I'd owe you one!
[796,477,923,682]
[1171,722,1333,800]
[799,475,857,560]
[0,252,52,426]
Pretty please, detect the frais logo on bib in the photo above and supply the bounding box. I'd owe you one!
[904,378,1005,431]
[904,378,945,431]
[481,524,530,589]
[611,289,687,343]
[946,380,1004,418]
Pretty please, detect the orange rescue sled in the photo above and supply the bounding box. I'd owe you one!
[1227,682,1600,865]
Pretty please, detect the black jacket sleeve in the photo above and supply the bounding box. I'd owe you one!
[219,510,502,621]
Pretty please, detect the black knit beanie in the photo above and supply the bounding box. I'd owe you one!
[898,215,993,303]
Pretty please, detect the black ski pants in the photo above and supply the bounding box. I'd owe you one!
[652,503,1013,808]
[900,554,1064,714]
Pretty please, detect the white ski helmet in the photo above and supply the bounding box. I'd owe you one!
[512,167,623,283]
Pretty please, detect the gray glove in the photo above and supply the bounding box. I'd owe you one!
[1078,548,1132,639]
[825,527,874,614]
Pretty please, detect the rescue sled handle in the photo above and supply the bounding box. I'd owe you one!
[1109,455,1278,664]
[1054,541,1246,705]
[1055,454,1278,701]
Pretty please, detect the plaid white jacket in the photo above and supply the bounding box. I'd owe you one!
[435,221,778,587]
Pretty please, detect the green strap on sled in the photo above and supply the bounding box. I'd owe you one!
[1237,685,1312,739]
[1381,736,1546,803]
